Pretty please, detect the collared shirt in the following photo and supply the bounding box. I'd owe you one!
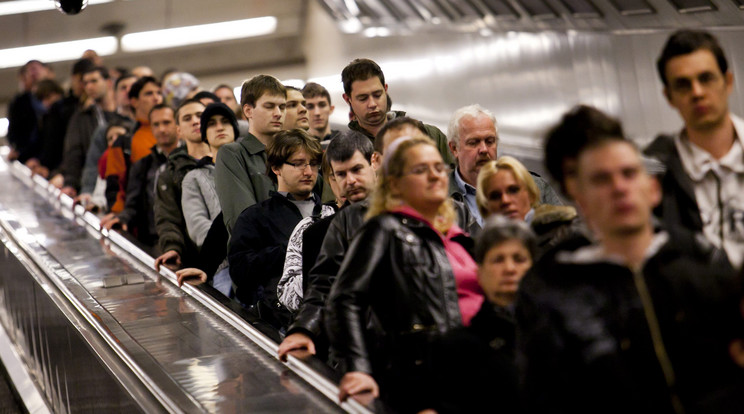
[675,120,744,269]
[453,168,483,227]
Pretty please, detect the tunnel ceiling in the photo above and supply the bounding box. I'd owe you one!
[318,0,744,34]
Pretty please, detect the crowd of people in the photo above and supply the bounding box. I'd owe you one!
[5,28,744,413]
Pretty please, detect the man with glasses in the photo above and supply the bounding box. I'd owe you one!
[228,129,324,330]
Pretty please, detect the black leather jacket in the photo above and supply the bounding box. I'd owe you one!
[325,212,467,375]
[288,199,477,340]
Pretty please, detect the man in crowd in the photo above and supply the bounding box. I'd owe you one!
[278,130,379,360]
[153,98,209,271]
[341,58,454,165]
[518,134,744,412]
[102,104,179,250]
[105,76,163,213]
[302,82,339,143]
[284,86,310,131]
[645,29,744,269]
[7,60,53,162]
[215,75,286,234]
[447,104,561,227]
[55,66,121,196]
[229,129,323,330]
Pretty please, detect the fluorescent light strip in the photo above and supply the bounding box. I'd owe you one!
[0,0,113,17]
[0,37,118,69]
[0,118,9,138]
[121,16,277,53]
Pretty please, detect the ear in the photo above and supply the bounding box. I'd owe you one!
[271,164,282,179]
[329,104,335,114]
[725,71,734,94]
[371,152,382,171]
[448,141,458,158]
[342,94,350,106]
[242,104,253,120]
[384,84,388,92]
[648,175,662,208]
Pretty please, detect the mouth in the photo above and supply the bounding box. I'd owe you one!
[271,122,282,127]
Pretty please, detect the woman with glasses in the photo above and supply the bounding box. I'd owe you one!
[476,156,578,257]
[325,136,482,412]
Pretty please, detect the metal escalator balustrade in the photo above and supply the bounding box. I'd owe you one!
[0,155,375,413]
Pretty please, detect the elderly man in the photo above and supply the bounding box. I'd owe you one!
[447,104,561,226]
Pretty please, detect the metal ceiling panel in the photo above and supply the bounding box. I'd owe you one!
[559,0,603,17]
[518,0,559,18]
[607,0,656,15]
[731,0,744,9]
[667,0,717,12]
[476,0,521,17]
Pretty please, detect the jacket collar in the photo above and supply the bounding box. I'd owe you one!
[556,231,669,267]
[239,132,266,155]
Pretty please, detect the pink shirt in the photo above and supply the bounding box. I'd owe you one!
[392,206,484,326]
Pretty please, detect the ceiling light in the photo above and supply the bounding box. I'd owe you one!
[0,37,118,69]
[0,0,112,16]
[121,16,277,53]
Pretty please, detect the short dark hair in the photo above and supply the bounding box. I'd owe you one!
[240,75,286,107]
[192,90,219,104]
[129,76,160,100]
[326,130,374,166]
[301,82,332,105]
[148,103,174,122]
[656,29,728,87]
[114,73,137,91]
[285,85,301,93]
[72,58,94,76]
[82,65,110,80]
[474,216,537,264]
[266,129,323,183]
[544,105,624,195]
[175,98,205,124]
[341,58,385,96]
[34,79,64,101]
[19,60,47,76]
[375,116,429,154]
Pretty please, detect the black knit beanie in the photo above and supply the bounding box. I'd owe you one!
[200,102,239,143]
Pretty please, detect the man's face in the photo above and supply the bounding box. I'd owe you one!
[306,95,334,133]
[23,62,48,90]
[664,49,733,133]
[273,148,318,199]
[215,87,239,112]
[245,93,286,138]
[115,77,137,109]
[176,102,205,143]
[344,77,388,131]
[83,71,108,102]
[449,114,498,186]
[574,141,660,239]
[284,89,309,130]
[150,108,178,148]
[331,150,377,203]
[205,114,236,149]
[132,82,163,119]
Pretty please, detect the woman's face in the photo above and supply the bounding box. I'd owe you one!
[478,239,532,306]
[485,169,532,220]
[392,144,449,215]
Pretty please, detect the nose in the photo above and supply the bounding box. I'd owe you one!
[691,80,705,97]
[503,258,517,273]
[274,106,283,118]
[478,141,489,153]
[299,103,307,114]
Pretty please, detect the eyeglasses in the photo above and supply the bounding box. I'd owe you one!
[402,163,452,177]
[284,161,320,171]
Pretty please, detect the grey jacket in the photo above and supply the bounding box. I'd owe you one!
[214,133,275,234]
[182,160,221,248]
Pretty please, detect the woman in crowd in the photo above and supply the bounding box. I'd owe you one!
[477,156,577,256]
[325,136,482,412]
[432,216,536,413]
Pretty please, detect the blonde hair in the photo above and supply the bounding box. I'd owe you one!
[476,156,540,218]
[366,137,455,234]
